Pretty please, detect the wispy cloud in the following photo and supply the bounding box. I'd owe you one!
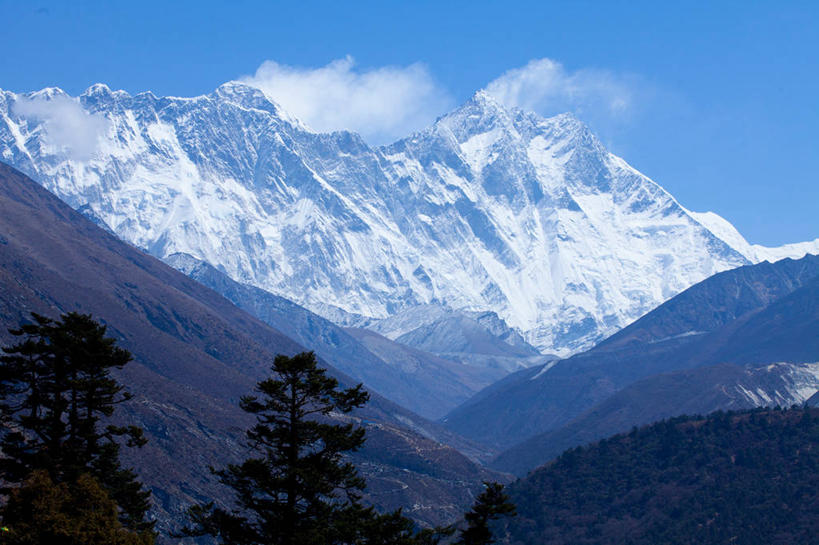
[240,56,453,144]
[485,58,640,122]
[13,95,110,160]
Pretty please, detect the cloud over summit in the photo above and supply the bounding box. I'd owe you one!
[240,56,643,145]
[484,58,636,120]
[241,57,453,145]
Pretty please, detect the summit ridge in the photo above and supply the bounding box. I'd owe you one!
[0,82,816,356]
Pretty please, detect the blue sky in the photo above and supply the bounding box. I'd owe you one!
[0,0,816,246]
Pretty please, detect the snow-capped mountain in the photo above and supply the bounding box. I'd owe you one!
[0,83,816,356]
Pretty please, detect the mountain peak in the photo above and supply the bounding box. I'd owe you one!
[81,83,132,104]
[214,80,269,101]
[83,83,112,96]
[470,89,504,107]
[212,81,308,129]
[431,89,518,143]
[466,92,588,131]
[26,86,69,100]
[550,111,586,128]
[462,89,513,118]
[440,92,596,149]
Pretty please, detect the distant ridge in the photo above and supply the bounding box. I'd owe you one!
[164,252,496,419]
[443,253,819,460]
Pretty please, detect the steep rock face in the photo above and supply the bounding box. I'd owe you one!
[379,95,752,354]
[2,84,814,356]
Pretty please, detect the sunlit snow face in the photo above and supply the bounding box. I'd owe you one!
[0,83,814,358]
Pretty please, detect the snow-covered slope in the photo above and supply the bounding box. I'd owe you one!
[0,83,814,356]
[732,362,819,407]
[689,211,819,263]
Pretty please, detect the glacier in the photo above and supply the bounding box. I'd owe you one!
[0,82,816,357]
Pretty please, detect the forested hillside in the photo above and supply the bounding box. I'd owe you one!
[501,407,819,545]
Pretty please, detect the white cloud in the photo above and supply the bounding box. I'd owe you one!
[13,95,110,161]
[484,58,638,121]
[240,56,453,145]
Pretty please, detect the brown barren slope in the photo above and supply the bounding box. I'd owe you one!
[0,162,500,537]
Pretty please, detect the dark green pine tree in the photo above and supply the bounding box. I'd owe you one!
[456,482,516,545]
[0,312,152,534]
[184,351,447,545]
